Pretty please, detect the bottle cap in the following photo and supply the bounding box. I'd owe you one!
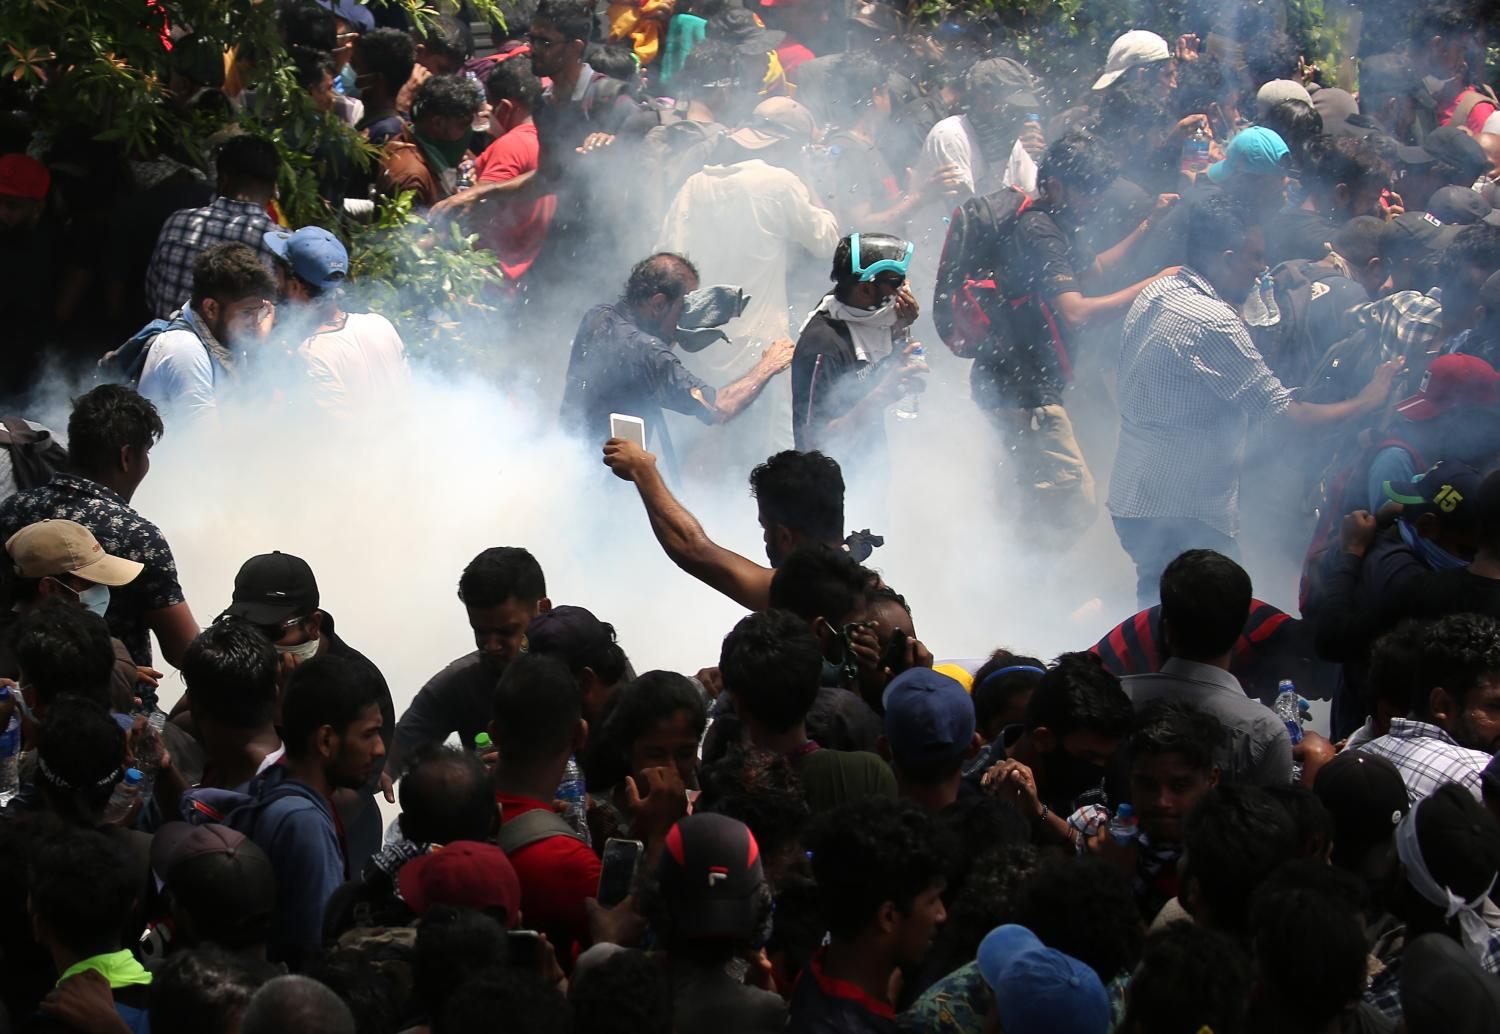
[475,732,493,749]
[123,768,144,786]
[1116,803,1135,820]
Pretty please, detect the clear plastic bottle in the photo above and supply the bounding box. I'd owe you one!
[132,708,167,797]
[894,344,925,421]
[1107,803,1139,845]
[1242,271,1281,328]
[1180,125,1212,178]
[0,686,20,806]
[557,755,591,847]
[103,768,144,824]
[474,731,493,758]
[1275,678,1305,782]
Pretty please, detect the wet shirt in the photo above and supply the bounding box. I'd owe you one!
[0,474,184,667]
[560,303,717,447]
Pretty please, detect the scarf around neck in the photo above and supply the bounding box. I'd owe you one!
[801,293,899,363]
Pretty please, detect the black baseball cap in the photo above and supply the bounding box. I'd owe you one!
[1312,750,1409,871]
[1401,933,1500,1034]
[151,822,277,948]
[1380,212,1459,264]
[224,551,319,626]
[1427,186,1493,226]
[656,813,765,942]
[1383,461,1484,525]
[1414,783,1500,903]
[525,605,614,671]
[1398,126,1490,181]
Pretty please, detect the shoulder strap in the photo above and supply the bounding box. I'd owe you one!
[1450,84,1498,129]
[496,807,586,854]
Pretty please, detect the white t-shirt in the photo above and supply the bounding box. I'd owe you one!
[138,320,218,421]
[298,310,412,413]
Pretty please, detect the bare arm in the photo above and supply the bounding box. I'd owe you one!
[1049,270,1176,332]
[708,338,796,424]
[1089,194,1180,281]
[602,438,773,611]
[145,602,200,669]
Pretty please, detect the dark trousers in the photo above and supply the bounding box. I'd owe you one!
[1113,516,1239,610]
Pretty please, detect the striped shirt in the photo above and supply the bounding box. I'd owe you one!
[1108,267,1293,537]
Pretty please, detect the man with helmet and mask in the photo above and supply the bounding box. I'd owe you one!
[791,233,927,485]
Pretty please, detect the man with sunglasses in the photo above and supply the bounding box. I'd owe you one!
[792,233,926,481]
[223,550,395,873]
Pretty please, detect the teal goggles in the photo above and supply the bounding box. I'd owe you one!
[850,232,914,282]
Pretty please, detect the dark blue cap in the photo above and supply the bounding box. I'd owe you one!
[883,667,975,768]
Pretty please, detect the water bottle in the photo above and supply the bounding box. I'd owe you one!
[0,686,21,806]
[1180,124,1211,177]
[558,755,591,848]
[1107,803,1139,845]
[1242,272,1281,328]
[103,768,144,824]
[894,343,925,420]
[132,708,167,798]
[1275,678,1304,782]
[474,731,493,757]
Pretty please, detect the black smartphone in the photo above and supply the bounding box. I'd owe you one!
[597,837,644,908]
[880,627,910,675]
[506,929,545,969]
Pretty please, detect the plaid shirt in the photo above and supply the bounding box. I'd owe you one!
[1108,267,1293,537]
[1365,924,1500,1020]
[1360,718,1491,803]
[144,197,278,317]
[1348,289,1444,358]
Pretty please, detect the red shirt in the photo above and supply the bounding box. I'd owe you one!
[778,40,815,81]
[473,122,557,285]
[495,790,600,960]
[1438,85,1497,135]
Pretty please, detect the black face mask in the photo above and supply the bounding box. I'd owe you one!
[966,107,1021,165]
[1043,748,1105,810]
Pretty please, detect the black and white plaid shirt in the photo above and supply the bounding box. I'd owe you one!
[144,197,278,317]
[1107,267,1292,537]
[1360,718,1491,803]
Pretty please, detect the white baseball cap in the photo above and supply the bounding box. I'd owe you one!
[1091,30,1171,91]
[1256,78,1313,115]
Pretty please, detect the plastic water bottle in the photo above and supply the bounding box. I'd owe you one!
[1180,125,1211,177]
[0,686,21,806]
[1275,679,1305,782]
[894,344,925,420]
[132,708,167,798]
[1242,271,1281,328]
[558,755,591,847]
[1107,803,1139,845]
[473,731,493,758]
[103,768,144,824]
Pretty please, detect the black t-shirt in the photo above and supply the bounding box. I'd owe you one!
[791,311,896,460]
[812,131,900,230]
[1264,205,1339,265]
[971,207,1081,409]
[1317,561,1500,663]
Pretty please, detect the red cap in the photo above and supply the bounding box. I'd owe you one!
[398,840,522,923]
[1396,354,1500,421]
[0,154,50,201]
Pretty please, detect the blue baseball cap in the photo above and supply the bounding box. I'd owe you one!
[882,667,975,769]
[317,0,376,32]
[977,925,1111,1034]
[1206,126,1290,182]
[263,227,350,293]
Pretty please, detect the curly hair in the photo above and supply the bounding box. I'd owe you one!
[719,610,823,733]
[412,73,484,122]
[569,950,671,1034]
[698,743,811,865]
[585,670,706,790]
[1014,856,1142,982]
[1417,612,1500,715]
[1121,922,1252,1034]
[805,798,952,939]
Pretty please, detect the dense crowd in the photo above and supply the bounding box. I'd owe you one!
[6,0,1500,1030]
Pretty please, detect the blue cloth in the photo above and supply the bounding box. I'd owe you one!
[1365,445,1420,512]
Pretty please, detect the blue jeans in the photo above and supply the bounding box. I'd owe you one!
[1112,517,1239,610]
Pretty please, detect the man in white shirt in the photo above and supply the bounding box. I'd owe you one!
[658,97,840,475]
[265,226,411,414]
[137,242,277,423]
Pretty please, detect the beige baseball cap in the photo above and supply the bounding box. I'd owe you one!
[6,519,143,586]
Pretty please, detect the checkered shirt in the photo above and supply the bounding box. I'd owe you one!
[1360,718,1492,804]
[1348,289,1445,359]
[144,197,278,317]
[1107,267,1293,537]
[1366,924,1500,1020]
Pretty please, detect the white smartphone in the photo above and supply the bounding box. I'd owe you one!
[609,413,646,448]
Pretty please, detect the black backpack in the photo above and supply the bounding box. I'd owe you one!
[933,187,1035,359]
[1248,258,1361,388]
[0,417,68,496]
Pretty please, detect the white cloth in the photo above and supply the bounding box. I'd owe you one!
[298,311,412,413]
[1483,110,1500,135]
[138,305,220,422]
[1396,802,1498,960]
[657,159,840,472]
[799,294,899,363]
[0,418,50,501]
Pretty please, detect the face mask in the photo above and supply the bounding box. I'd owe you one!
[414,130,471,171]
[338,63,360,99]
[78,584,111,618]
[1045,748,1105,810]
[276,636,321,662]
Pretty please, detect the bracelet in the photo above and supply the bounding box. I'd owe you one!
[1034,803,1051,825]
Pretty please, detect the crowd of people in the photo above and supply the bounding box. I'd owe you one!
[7,0,1500,1030]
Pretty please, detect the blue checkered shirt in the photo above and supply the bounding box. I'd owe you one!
[1366,924,1500,1020]
[144,197,278,317]
[1360,718,1492,804]
[1107,267,1293,537]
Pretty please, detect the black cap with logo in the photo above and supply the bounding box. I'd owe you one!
[224,551,320,626]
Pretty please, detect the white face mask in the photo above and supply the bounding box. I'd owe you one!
[77,584,111,619]
[275,636,321,662]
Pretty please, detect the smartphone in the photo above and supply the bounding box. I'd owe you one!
[506,929,545,969]
[609,413,647,449]
[597,837,644,908]
[880,627,910,676]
